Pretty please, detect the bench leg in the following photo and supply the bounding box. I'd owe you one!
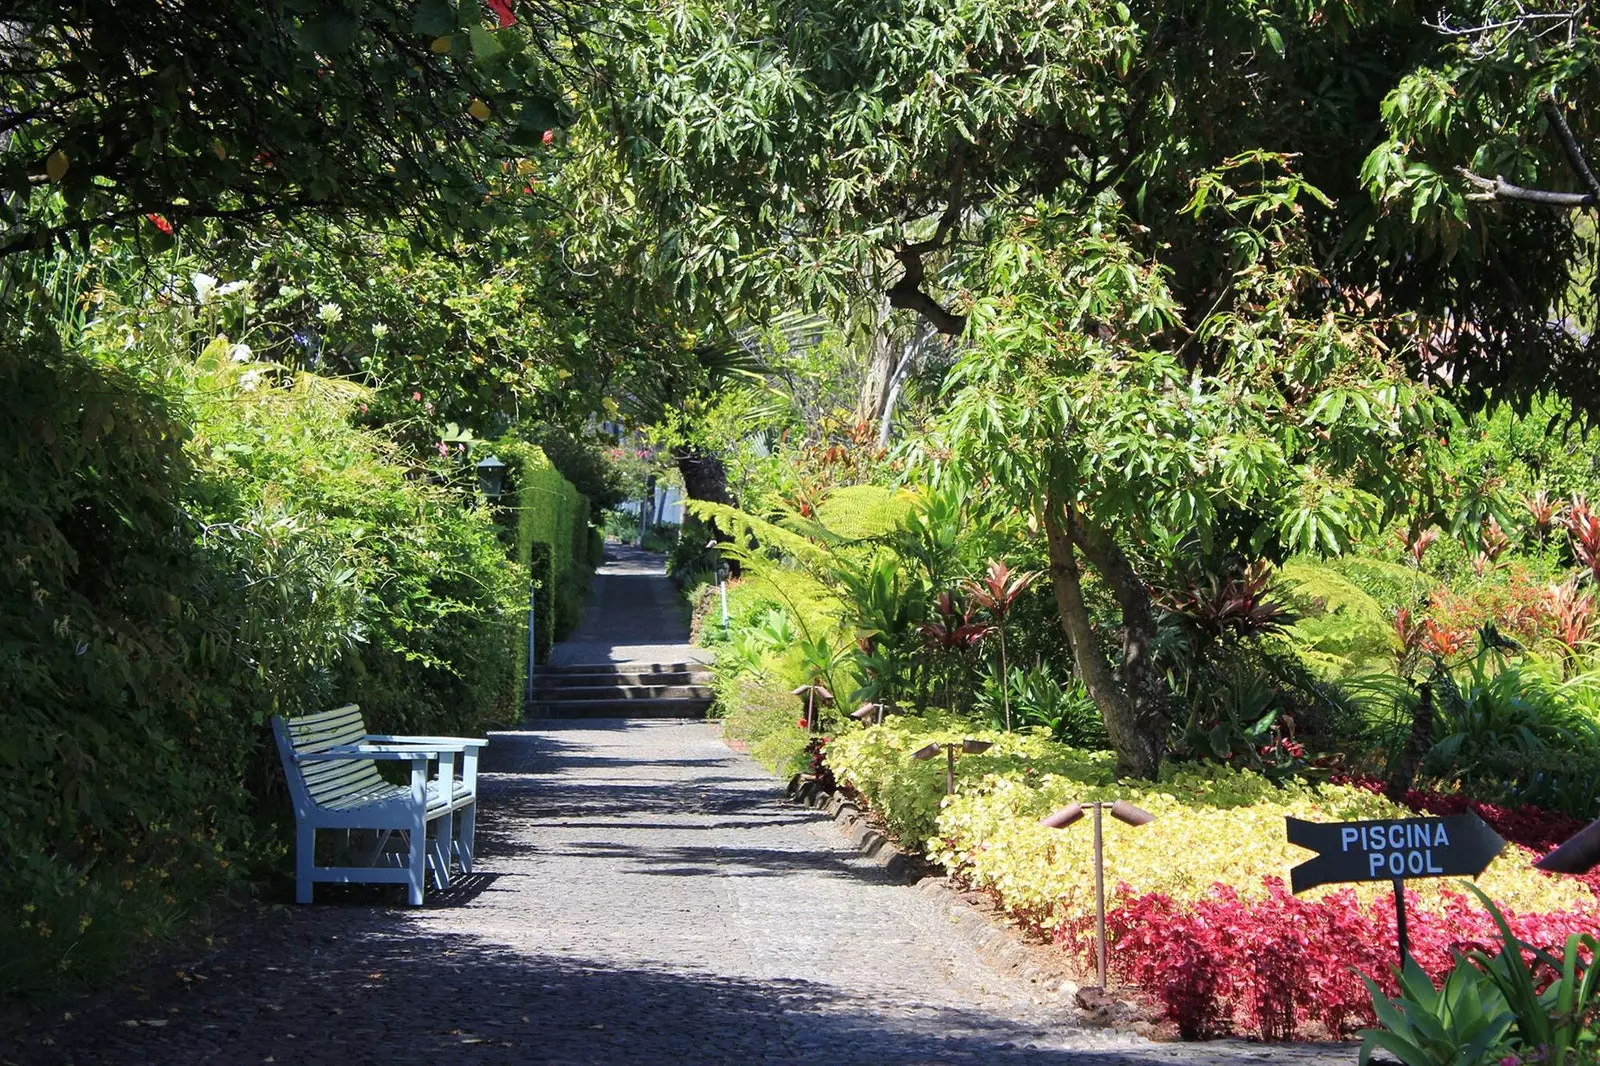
[429,814,454,890]
[296,822,316,904]
[406,820,427,906]
[456,803,476,874]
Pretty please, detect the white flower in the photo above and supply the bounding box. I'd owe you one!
[229,343,253,363]
[371,322,389,340]
[317,302,344,325]
[238,369,263,391]
[215,280,250,300]
[192,272,218,304]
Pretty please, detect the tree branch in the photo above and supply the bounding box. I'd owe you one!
[1457,167,1598,208]
[886,143,969,336]
[1539,93,1600,202]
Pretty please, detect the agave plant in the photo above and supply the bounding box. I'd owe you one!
[963,559,1038,732]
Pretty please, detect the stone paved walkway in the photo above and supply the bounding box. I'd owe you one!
[549,545,709,666]
[4,720,1358,1065]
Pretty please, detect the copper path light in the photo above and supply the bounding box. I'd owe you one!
[851,701,890,725]
[1039,799,1155,990]
[911,738,993,795]
[1536,817,1600,874]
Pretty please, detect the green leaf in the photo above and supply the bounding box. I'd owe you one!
[411,0,458,36]
[469,25,505,60]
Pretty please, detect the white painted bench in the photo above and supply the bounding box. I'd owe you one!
[271,704,487,905]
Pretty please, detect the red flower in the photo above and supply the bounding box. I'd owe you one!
[541,129,554,146]
[486,0,515,27]
[412,391,423,402]
[145,213,173,235]
[797,718,808,729]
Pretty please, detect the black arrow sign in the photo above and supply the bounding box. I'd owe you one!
[1286,813,1505,894]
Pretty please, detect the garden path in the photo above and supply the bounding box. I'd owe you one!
[548,544,710,666]
[4,720,1358,1065]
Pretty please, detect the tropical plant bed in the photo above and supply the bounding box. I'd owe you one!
[823,719,1600,1043]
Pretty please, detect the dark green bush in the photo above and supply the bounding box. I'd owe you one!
[1,322,526,996]
[0,335,247,996]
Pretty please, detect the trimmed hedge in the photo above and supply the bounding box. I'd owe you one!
[490,439,592,674]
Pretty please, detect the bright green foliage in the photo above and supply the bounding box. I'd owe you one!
[240,228,592,429]
[1357,955,1514,1066]
[945,177,1454,563]
[827,720,1588,927]
[811,485,917,541]
[1,300,526,993]
[1278,558,1422,675]
[1463,884,1600,1066]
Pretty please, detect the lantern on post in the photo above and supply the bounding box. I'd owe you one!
[1039,799,1155,989]
[475,454,508,502]
[911,738,993,795]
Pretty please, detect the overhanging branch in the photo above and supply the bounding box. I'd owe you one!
[1458,167,1598,207]
[1457,96,1600,209]
[885,143,969,337]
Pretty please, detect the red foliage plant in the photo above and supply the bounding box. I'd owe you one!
[1065,878,1597,1041]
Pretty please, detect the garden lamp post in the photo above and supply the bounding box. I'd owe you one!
[791,682,833,737]
[1039,799,1155,990]
[716,561,730,637]
[911,738,992,795]
[1536,818,1600,874]
[475,454,507,503]
[851,701,889,725]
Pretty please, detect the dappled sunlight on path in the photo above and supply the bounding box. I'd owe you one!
[3,721,1357,1064]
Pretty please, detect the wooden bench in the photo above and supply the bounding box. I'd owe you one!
[271,705,487,905]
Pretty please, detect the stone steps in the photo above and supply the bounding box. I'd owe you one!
[529,661,714,719]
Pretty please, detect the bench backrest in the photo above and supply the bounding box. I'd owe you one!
[272,704,387,812]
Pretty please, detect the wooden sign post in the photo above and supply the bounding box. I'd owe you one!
[1286,814,1506,966]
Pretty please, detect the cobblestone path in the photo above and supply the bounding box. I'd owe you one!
[4,720,1357,1065]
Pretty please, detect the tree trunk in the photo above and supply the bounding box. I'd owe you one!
[674,444,739,574]
[1041,487,1169,779]
[857,301,900,430]
[674,445,732,507]
[1384,677,1434,803]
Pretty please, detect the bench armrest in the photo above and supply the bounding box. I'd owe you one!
[365,735,488,751]
[298,744,433,762]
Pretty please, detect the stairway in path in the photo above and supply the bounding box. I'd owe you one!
[531,543,714,720]
[530,661,714,718]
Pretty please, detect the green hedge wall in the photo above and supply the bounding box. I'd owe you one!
[489,440,592,681]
